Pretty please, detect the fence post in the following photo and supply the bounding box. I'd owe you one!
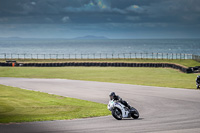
[199,55,200,62]
[155,53,157,59]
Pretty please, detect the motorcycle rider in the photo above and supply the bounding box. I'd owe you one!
[109,92,131,109]
[196,75,200,89]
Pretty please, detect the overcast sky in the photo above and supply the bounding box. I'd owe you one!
[0,0,200,39]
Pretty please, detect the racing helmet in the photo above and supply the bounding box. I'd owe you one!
[109,92,116,100]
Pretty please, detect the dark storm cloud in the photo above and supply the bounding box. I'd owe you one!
[1,0,200,24]
[0,0,200,38]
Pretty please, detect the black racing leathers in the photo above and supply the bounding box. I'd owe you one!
[113,95,131,109]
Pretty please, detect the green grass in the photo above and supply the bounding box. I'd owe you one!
[0,84,110,123]
[1,59,200,67]
[0,67,198,89]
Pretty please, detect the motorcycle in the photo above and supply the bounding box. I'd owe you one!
[107,100,139,120]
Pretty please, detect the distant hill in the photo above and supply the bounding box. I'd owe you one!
[74,35,109,40]
[0,36,109,40]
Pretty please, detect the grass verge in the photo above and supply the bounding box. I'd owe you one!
[0,84,110,123]
[0,67,198,89]
[1,59,200,67]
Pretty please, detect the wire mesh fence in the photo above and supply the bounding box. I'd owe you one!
[0,53,196,60]
[192,54,200,62]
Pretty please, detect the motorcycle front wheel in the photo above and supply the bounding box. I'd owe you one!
[112,108,122,120]
[131,107,139,119]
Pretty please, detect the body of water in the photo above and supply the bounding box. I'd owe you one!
[0,39,199,56]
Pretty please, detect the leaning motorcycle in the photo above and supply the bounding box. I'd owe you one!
[107,100,139,120]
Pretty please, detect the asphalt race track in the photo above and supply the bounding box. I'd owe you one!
[1,77,200,133]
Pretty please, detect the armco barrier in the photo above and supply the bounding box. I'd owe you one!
[0,62,197,73]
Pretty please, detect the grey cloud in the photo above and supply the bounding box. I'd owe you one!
[126,16,140,21]
[0,0,199,25]
[61,16,70,23]
[44,17,54,23]
[126,5,145,14]
[0,0,200,38]
[140,0,200,23]
[63,0,126,14]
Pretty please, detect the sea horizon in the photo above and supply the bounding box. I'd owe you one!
[0,39,199,57]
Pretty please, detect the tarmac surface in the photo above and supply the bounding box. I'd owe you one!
[0,77,200,133]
